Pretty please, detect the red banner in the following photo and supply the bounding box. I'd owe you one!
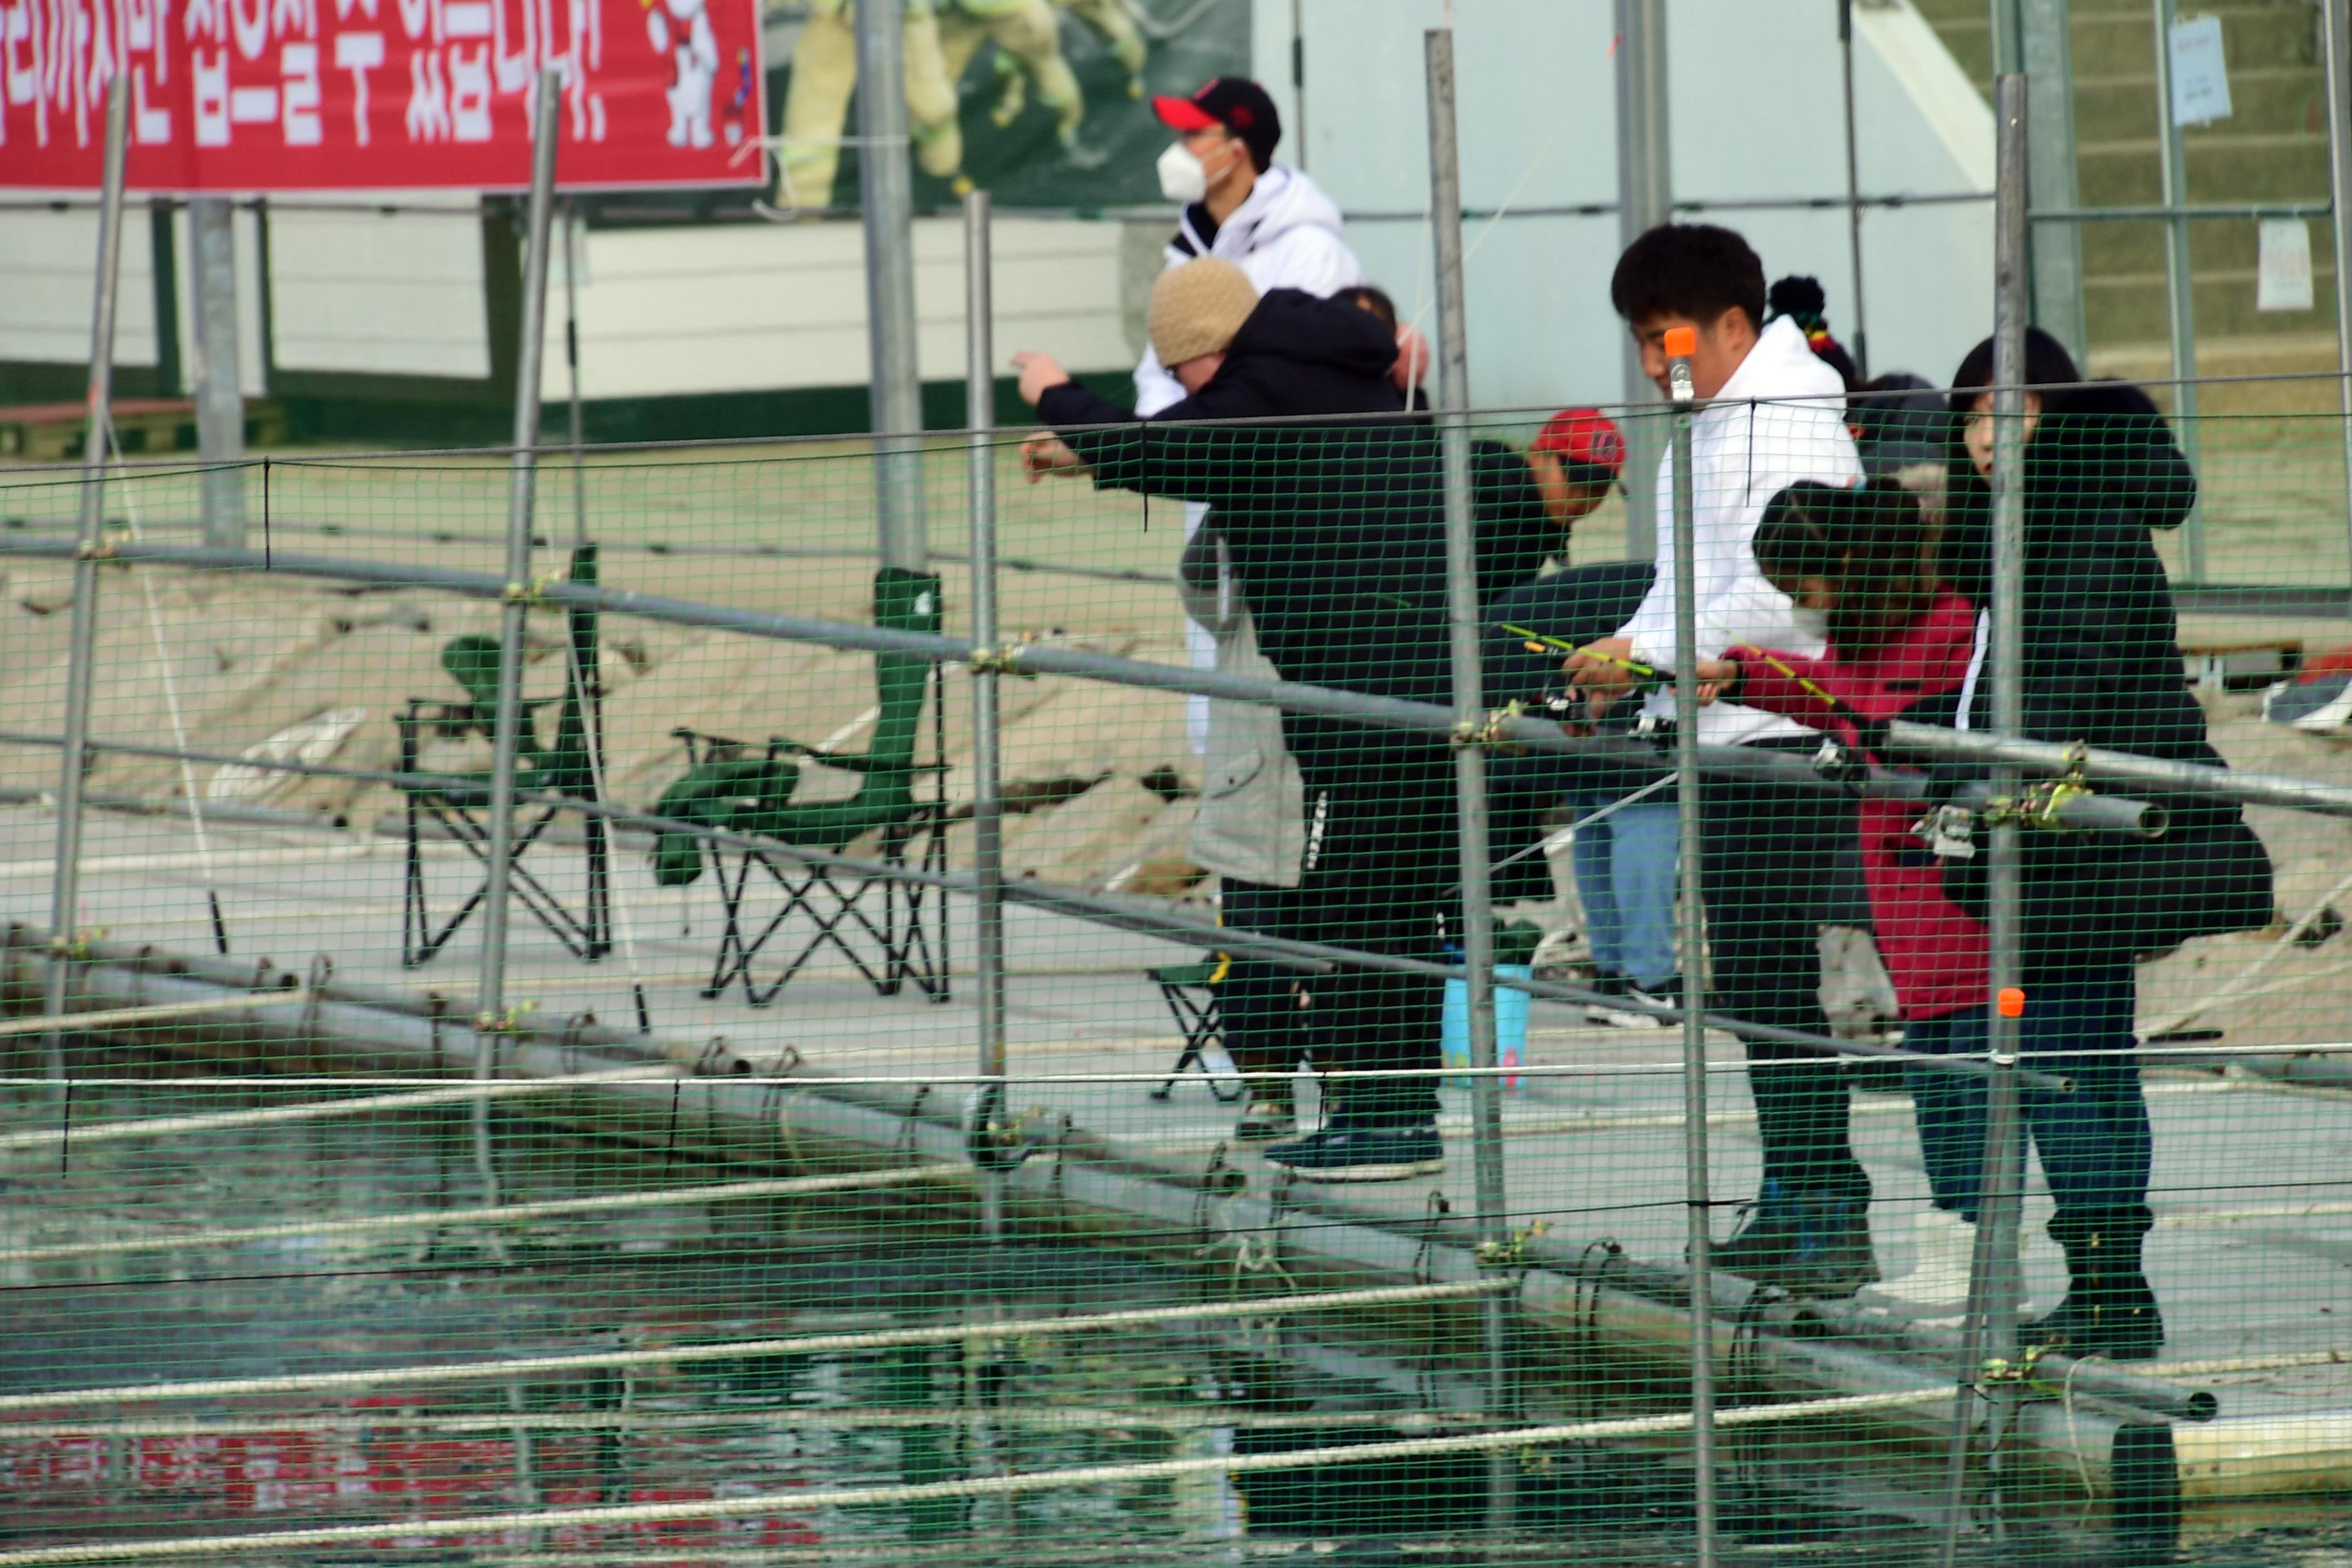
[0,0,764,190]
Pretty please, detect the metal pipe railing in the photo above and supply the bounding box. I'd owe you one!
[0,534,2161,837]
[0,725,2068,1088]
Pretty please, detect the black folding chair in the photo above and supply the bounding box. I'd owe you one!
[398,545,612,968]
[656,568,951,1007]
[1148,958,1244,1103]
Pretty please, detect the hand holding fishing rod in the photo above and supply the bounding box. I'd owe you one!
[1545,630,1726,720]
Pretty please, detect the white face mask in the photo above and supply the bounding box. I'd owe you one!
[1157,140,1210,204]
[1787,606,1832,646]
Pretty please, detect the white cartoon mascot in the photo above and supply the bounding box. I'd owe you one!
[646,0,718,148]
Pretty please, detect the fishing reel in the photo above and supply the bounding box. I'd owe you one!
[1810,736,1871,787]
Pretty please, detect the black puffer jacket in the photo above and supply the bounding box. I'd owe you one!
[1932,382,2272,975]
[1037,289,1451,776]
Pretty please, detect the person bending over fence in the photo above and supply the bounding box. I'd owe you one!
[1010,257,1458,1184]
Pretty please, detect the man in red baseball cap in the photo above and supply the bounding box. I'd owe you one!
[1531,406,1628,507]
[1474,406,1626,604]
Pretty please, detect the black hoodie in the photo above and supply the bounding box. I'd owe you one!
[1928,381,2271,971]
[1036,289,1454,767]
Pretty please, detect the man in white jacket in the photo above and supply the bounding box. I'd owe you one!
[1569,224,1874,1297]
[1141,77,1362,752]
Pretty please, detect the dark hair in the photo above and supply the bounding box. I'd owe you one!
[1765,275,1857,390]
[1752,478,1935,653]
[1349,285,1399,329]
[1610,224,1768,330]
[1948,327,2082,411]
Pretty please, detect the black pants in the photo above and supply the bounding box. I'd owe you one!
[1217,880,1307,1078]
[1698,741,1869,1201]
[1283,734,1458,1127]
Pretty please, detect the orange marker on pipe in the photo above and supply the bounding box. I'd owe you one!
[1997,986,2027,1019]
[1662,324,1698,358]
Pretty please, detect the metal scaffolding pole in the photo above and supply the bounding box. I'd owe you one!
[1939,72,2033,1565]
[858,0,929,574]
[1614,0,1671,560]
[1838,0,1870,380]
[1426,26,1515,1538]
[2020,0,2088,362]
[476,68,562,1037]
[1665,322,1719,1567]
[189,197,247,550]
[2320,0,2352,606]
[2152,0,2206,581]
[43,78,131,1082]
[961,188,1010,1244]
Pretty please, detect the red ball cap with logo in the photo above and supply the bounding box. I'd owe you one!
[1531,407,1628,492]
[1152,77,1282,168]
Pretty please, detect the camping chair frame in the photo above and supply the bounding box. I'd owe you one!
[398,700,614,968]
[1149,960,1244,1103]
[399,559,614,970]
[674,673,951,1006]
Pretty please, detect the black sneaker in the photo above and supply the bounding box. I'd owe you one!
[1262,1121,1444,1182]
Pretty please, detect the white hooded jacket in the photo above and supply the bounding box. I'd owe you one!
[1614,315,1863,745]
[1133,164,1360,415]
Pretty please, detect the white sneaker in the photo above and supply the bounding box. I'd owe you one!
[1586,978,1678,1030]
[1867,1209,1975,1315]
[1861,1210,2030,1320]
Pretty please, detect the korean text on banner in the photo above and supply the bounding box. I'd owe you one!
[0,0,764,190]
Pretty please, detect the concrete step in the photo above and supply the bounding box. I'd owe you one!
[2089,331,2347,414]
[2076,133,2333,207]
[2078,216,2337,277]
[2086,269,2340,342]
[2067,5,2322,80]
[2075,66,2331,138]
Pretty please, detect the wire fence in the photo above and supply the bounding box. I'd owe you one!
[10,94,2352,1566]
[0,364,2346,1567]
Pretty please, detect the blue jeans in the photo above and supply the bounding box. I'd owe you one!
[1902,969,2151,1221]
[1570,791,1678,989]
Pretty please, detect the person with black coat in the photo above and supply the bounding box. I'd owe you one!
[1917,328,2274,1358]
[1012,258,1458,1184]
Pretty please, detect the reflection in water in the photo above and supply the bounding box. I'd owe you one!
[0,1064,2342,1563]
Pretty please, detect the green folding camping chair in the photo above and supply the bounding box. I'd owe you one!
[656,567,950,1005]
[398,545,612,968]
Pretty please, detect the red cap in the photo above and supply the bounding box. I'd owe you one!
[1152,78,1281,166]
[1532,407,1627,485]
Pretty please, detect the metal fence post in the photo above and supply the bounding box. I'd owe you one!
[1838,0,1870,380]
[2019,0,2088,364]
[44,78,131,1082]
[858,0,929,574]
[2318,0,2352,600]
[1939,72,2034,1566]
[477,68,561,1040]
[2151,0,2206,580]
[190,197,248,550]
[1664,328,1719,1568]
[1424,27,1516,1538]
[963,188,1010,1245]
[1614,0,1672,563]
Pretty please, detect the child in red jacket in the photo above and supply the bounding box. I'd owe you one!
[1696,478,1989,1311]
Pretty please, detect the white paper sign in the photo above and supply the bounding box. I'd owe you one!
[2169,15,2233,126]
[2259,219,2316,311]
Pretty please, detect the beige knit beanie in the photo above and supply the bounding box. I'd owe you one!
[1148,257,1259,368]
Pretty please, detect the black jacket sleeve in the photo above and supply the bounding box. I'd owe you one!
[1035,378,1268,510]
